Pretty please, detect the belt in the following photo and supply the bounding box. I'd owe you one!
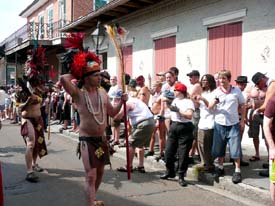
[134,117,154,126]
[79,136,103,142]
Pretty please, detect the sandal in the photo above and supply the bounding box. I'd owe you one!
[26,172,39,183]
[111,141,120,146]
[117,166,133,172]
[134,166,146,173]
[249,156,260,162]
[94,200,105,206]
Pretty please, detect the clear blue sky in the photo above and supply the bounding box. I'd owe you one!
[0,0,34,42]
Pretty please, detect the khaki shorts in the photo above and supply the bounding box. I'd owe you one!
[130,118,155,148]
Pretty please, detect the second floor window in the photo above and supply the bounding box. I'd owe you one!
[39,15,44,39]
[48,8,53,38]
[59,0,66,27]
[94,0,109,10]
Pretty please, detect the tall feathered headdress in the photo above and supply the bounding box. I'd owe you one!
[24,46,46,86]
[61,32,101,79]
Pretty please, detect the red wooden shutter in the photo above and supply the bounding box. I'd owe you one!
[208,22,242,82]
[122,45,133,76]
[154,36,176,78]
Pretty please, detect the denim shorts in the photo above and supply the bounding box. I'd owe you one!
[212,122,241,159]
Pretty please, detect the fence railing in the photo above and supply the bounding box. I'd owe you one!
[2,20,70,51]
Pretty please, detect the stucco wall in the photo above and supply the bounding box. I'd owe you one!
[102,0,275,85]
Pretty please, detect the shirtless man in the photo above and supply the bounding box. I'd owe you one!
[186,70,203,162]
[145,81,166,161]
[136,75,151,105]
[251,72,275,177]
[19,83,48,183]
[247,85,267,162]
[60,55,126,206]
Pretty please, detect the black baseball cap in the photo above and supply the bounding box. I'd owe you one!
[187,70,200,77]
[252,72,266,85]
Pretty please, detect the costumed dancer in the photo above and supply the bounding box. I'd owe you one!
[17,47,48,183]
[60,32,127,206]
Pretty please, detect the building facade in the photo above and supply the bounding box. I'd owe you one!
[0,0,95,85]
[62,0,275,86]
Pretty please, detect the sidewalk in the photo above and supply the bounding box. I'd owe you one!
[49,122,271,205]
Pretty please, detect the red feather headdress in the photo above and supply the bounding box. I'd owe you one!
[25,46,46,84]
[63,32,101,79]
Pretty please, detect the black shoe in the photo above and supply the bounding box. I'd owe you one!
[144,151,154,158]
[259,170,269,177]
[133,166,146,173]
[232,172,242,184]
[26,172,39,183]
[214,168,225,178]
[262,163,269,169]
[240,160,249,167]
[155,154,165,162]
[179,178,188,187]
[160,172,176,179]
[188,157,195,164]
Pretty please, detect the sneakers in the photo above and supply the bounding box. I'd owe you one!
[214,168,225,178]
[26,172,39,183]
[259,170,269,177]
[144,151,154,157]
[262,163,269,169]
[232,172,242,184]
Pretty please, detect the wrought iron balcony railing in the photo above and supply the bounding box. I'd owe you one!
[2,19,70,51]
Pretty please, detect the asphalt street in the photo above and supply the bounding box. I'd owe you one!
[0,120,269,206]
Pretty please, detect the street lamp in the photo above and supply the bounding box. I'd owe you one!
[91,21,105,55]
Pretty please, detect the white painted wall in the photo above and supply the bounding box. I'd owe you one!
[91,0,275,86]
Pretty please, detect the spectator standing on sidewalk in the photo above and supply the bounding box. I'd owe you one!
[0,86,7,120]
[263,96,275,205]
[116,92,155,173]
[209,70,246,184]
[145,80,166,161]
[234,76,250,166]
[187,70,202,163]
[251,72,275,177]
[160,82,194,187]
[194,74,216,172]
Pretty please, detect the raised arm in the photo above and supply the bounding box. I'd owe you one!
[60,74,79,100]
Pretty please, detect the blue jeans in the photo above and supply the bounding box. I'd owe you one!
[212,122,241,159]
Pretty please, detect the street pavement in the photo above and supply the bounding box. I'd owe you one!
[0,119,271,206]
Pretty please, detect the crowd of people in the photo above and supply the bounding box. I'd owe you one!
[1,33,275,205]
[1,67,275,205]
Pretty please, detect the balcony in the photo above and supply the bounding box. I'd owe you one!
[2,19,70,53]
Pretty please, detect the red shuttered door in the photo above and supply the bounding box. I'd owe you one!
[154,36,176,78]
[122,45,133,76]
[208,22,242,82]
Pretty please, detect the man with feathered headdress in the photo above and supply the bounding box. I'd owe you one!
[17,46,48,183]
[60,33,127,206]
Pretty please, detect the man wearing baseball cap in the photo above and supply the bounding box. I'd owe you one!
[252,72,275,114]
[251,72,275,177]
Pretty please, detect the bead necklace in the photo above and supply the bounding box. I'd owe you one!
[84,89,105,125]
